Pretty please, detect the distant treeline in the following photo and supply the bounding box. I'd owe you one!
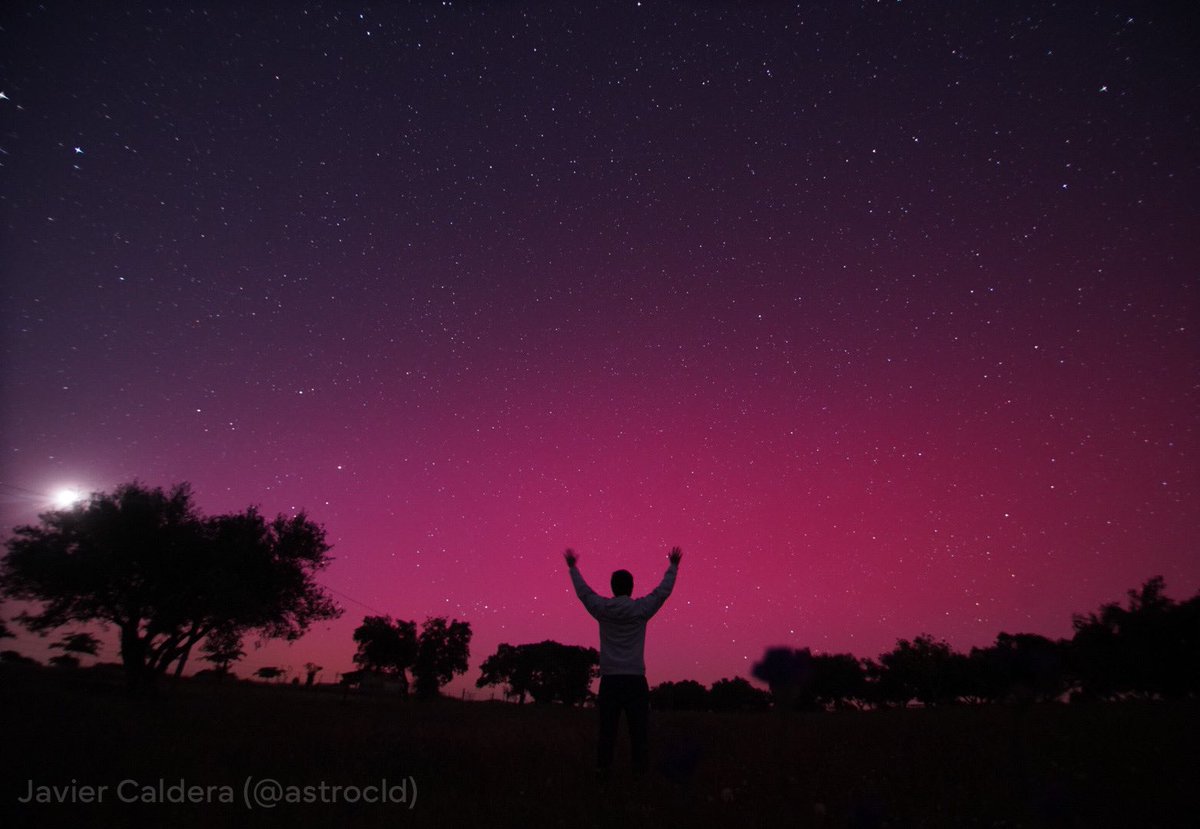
[467,576,1199,712]
[649,576,1198,712]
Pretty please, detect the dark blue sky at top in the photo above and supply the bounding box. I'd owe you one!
[1,1,1196,688]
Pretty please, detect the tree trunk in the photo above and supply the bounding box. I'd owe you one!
[119,624,153,693]
[173,648,191,681]
[171,626,207,682]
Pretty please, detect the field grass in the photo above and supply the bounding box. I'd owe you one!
[1,666,1195,828]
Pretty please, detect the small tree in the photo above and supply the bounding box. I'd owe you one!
[413,617,471,698]
[304,662,322,686]
[810,652,869,710]
[476,641,597,705]
[877,635,964,707]
[255,666,285,682]
[650,679,709,711]
[708,677,771,712]
[352,615,418,695]
[968,632,1066,703]
[526,641,598,705]
[477,643,526,702]
[200,627,246,677]
[963,645,1009,704]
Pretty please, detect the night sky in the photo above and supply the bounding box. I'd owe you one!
[2,2,1196,692]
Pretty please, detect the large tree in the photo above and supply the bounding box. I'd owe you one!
[0,482,341,690]
[412,616,472,698]
[352,615,418,695]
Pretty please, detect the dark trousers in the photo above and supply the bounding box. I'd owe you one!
[597,674,650,773]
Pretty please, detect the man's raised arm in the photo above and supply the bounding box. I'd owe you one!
[636,547,682,617]
[564,548,605,617]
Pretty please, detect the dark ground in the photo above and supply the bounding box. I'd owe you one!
[1,665,1195,828]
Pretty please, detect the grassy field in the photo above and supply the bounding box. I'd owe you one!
[1,666,1195,828]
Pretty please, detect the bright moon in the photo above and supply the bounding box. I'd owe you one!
[51,487,84,509]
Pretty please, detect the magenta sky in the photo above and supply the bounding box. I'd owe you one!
[2,2,1196,693]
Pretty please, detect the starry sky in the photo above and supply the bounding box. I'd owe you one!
[1,1,1197,692]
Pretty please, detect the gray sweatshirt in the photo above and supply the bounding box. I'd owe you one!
[569,562,678,676]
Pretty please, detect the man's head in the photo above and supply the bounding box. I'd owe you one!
[611,569,634,597]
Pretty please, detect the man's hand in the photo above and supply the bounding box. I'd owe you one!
[669,546,682,565]
[564,548,578,568]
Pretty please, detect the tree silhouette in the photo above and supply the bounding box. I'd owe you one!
[200,627,246,677]
[412,616,471,698]
[255,666,285,682]
[477,643,527,702]
[708,677,772,711]
[352,615,418,696]
[476,640,598,705]
[50,631,102,665]
[649,679,709,711]
[875,635,964,707]
[533,642,598,705]
[1069,576,1199,699]
[751,648,871,710]
[966,633,1066,704]
[810,652,869,710]
[0,482,341,690]
[304,662,323,686]
[1175,593,1200,696]
[0,613,13,640]
[749,577,1198,710]
[1,649,38,666]
[961,646,1008,704]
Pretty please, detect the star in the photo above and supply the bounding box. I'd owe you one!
[0,91,8,100]
[73,146,84,154]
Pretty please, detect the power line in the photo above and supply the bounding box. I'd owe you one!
[324,585,389,616]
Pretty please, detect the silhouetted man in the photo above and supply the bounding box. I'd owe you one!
[564,546,681,778]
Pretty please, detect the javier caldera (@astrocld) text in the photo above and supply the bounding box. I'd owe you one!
[16,776,417,809]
